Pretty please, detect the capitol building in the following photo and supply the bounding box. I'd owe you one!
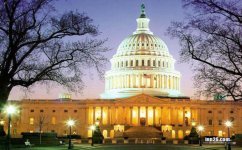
[3,5,242,140]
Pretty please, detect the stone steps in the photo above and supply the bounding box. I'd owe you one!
[124,126,161,138]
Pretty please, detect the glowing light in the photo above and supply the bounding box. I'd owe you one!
[185,112,191,118]
[225,120,232,127]
[0,120,4,125]
[95,120,100,126]
[197,125,204,132]
[191,121,196,126]
[4,105,17,115]
[90,125,96,131]
[66,119,75,127]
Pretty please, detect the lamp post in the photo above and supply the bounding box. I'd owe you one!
[225,120,232,150]
[197,125,204,146]
[90,125,96,146]
[66,119,75,149]
[4,105,17,150]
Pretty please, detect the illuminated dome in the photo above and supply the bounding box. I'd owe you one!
[101,4,181,99]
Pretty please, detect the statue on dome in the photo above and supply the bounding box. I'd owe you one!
[140,4,146,18]
[141,4,145,13]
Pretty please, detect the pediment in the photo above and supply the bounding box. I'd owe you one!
[115,94,170,104]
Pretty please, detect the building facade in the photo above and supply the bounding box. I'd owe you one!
[2,5,242,140]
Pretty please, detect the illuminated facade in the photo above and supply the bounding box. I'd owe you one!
[2,5,242,140]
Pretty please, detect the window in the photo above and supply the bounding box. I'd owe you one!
[218,120,222,125]
[52,110,56,113]
[158,61,161,67]
[163,61,165,67]
[29,117,34,125]
[40,109,44,113]
[218,110,222,114]
[230,110,234,114]
[208,110,212,113]
[126,61,128,67]
[64,110,68,113]
[218,130,223,137]
[51,130,55,133]
[121,62,123,67]
[131,60,133,67]
[153,60,156,66]
[184,117,188,126]
[51,117,56,125]
[74,110,78,113]
[30,109,34,112]
[148,60,150,66]
[208,119,213,125]
[142,43,144,46]
[136,60,139,66]
[142,60,144,66]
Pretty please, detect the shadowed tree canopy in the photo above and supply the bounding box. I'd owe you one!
[0,0,109,106]
[167,0,242,101]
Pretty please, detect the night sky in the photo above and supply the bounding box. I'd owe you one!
[9,0,195,100]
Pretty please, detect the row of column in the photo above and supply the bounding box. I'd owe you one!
[112,59,173,69]
[106,74,180,91]
[89,106,196,126]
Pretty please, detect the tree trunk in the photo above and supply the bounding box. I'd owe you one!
[0,84,11,109]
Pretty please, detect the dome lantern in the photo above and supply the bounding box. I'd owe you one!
[133,4,153,35]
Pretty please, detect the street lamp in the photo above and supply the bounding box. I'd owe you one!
[4,104,17,150]
[90,125,96,146]
[197,125,204,146]
[66,119,75,149]
[225,120,232,150]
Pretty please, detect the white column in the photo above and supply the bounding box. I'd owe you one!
[153,107,156,125]
[130,107,133,125]
[165,75,168,89]
[170,76,172,89]
[139,74,142,88]
[138,107,140,125]
[162,75,164,89]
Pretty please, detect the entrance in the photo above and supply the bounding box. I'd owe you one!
[140,117,146,126]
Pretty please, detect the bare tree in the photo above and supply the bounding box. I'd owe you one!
[37,114,48,145]
[0,0,109,107]
[167,0,242,101]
